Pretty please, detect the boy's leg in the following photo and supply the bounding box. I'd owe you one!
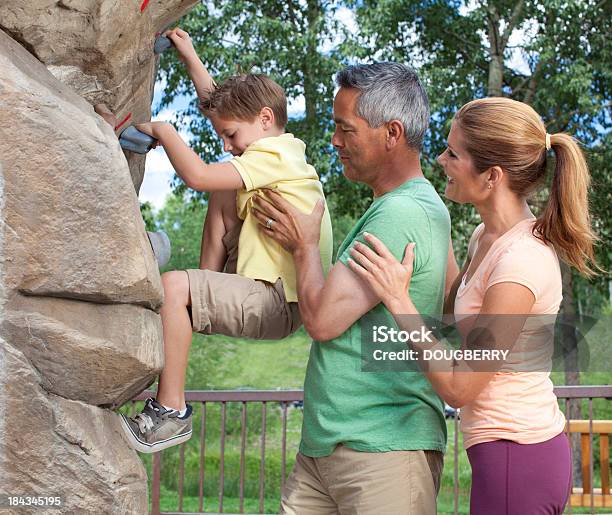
[153,191,240,410]
[119,270,194,453]
[156,270,193,412]
[199,190,240,271]
[120,271,299,453]
[155,191,241,410]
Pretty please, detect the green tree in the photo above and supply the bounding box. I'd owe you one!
[140,201,157,232]
[157,0,610,307]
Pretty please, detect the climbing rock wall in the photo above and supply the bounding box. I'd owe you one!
[0,1,198,512]
[0,0,198,191]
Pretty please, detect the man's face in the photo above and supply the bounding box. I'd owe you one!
[331,88,387,184]
[209,113,267,156]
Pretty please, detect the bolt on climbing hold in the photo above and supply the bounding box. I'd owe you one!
[154,35,173,55]
[119,126,157,154]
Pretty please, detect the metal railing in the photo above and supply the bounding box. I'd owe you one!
[132,390,303,515]
[131,385,612,515]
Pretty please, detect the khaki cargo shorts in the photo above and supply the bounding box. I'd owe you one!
[185,224,301,340]
[281,445,444,515]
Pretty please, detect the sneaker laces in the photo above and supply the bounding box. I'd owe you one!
[133,398,177,435]
[134,412,155,435]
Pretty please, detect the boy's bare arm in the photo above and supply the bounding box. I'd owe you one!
[165,28,215,104]
[135,122,244,192]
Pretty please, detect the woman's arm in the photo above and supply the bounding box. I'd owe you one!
[443,239,464,314]
[348,233,535,408]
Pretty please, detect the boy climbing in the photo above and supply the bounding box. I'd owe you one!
[117,28,333,453]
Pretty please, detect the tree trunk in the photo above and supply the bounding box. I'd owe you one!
[486,0,525,97]
[561,262,583,487]
[303,0,320,126]
[486,4,503,97]
[488,53,504,97]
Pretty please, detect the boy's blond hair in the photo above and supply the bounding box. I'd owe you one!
[200,74,288,129]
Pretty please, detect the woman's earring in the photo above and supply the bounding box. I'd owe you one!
[487,184,492,189]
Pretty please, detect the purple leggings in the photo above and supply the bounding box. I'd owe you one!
[467,432,572,515]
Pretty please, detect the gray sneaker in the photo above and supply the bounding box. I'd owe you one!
[119,398,192,453]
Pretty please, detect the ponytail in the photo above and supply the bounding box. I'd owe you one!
[533,133,600,277]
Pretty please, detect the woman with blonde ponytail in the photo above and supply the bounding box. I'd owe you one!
[347,97,600,514]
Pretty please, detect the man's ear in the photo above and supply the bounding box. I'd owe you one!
[260,107,275,130]
[386,120,404,149]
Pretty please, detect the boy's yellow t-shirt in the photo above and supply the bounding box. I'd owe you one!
[230,133,333,302]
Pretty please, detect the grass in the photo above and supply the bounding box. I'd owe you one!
[180,329,312,391]
[141,326,612,514]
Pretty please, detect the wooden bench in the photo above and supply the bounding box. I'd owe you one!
[568,420,612,508]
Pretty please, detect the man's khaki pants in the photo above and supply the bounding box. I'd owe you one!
[280,445,443,515]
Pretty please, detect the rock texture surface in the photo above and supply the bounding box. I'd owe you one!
[0,30,163,308]
[0,1,198,512]
[0,0,199,190]
[2,344,150,514]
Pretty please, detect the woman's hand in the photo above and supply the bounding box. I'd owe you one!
[347,232,416,307]
[251,190,325,254]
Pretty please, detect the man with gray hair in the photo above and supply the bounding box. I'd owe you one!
[252,62,453,514]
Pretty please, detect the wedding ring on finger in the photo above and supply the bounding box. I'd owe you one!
[266,218,274,230]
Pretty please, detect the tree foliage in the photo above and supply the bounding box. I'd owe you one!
[154,194,208,272]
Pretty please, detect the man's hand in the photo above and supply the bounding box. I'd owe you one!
[251,190,325,254]
[252,190,379,341]
[165,28,200,67]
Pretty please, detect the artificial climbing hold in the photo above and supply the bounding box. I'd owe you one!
[147,231,172,268]
[119,126,157,154]
[154,35,173,55]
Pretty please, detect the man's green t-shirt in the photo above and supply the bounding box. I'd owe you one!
[300,177,451,457]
